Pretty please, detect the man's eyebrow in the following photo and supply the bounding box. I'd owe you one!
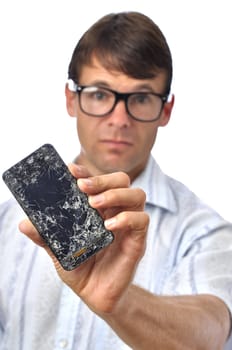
[129,83,155,91]
[84,80,111,88]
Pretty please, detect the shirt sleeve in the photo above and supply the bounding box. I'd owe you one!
[162,212,232,314]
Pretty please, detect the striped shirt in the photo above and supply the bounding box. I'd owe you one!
[0,156,232,349]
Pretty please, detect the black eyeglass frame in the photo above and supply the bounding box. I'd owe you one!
[69,80,169,123]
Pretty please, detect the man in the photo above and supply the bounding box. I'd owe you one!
[1,11,232,350]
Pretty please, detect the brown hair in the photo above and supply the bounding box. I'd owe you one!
[68,12,173,94]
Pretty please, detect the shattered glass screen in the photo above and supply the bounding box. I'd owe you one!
[2,144,114,270]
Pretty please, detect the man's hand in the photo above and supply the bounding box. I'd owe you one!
[19,164,149,315]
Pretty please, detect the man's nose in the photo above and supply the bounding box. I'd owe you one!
[107,99,131,128]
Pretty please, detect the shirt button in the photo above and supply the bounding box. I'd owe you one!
[59,339,69,348]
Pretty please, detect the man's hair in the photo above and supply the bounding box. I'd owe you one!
[68,12,172,94]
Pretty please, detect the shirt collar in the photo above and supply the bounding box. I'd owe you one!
[132,156,177,213]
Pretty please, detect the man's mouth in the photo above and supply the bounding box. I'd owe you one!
[101,139,133,146]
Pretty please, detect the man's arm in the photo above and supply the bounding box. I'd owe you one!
[102,284,231,350]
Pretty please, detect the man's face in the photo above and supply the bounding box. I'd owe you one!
[66,56,174,180]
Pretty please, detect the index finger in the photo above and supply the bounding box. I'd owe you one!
[77,171,130,195]
[68,163,92,179]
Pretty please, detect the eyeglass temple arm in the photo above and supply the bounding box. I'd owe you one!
[67,79,78,92]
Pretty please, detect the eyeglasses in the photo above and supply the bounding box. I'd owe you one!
[68,79,169,122]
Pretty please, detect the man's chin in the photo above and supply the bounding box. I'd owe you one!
[97,158,130,174]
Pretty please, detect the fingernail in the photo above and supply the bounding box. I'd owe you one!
[77,178,93,188]
[72,164,84,171]
[89,194,104,206]
[104,217,117,229]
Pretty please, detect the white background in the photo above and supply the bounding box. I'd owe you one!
[0,1,232,221]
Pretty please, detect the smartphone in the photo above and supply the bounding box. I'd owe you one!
[2,143,114,270]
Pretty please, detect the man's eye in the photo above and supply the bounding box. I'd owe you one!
[133,94,150,104]
[93,91,106,100]
[83,87,109,101]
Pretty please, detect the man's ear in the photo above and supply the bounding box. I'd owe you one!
[159,94,175,127]
[65,83,78,117]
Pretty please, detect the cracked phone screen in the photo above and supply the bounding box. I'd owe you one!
[2,143,114,270]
